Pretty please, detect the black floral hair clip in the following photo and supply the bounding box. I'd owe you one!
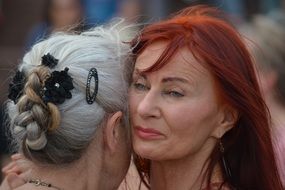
[41,53,58,68]
[42,67,74,104]
[8,70,26,104]
[8,54,73,105]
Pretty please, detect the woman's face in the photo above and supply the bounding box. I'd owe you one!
[129,41,227,161]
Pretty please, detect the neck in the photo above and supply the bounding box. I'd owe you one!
[150,139,223,190]
[27,137,119,190]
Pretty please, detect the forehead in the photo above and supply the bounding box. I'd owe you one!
[135,41,209,78]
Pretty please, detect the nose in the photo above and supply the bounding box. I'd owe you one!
[137,90,161,119]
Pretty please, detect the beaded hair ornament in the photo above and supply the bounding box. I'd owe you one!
[86,68,98,104]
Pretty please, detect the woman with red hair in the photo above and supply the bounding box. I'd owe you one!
[129,5,283,190]
[1,5,283,190]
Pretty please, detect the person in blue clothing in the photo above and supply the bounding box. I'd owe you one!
[82,0,119,26]
[25,0,84,50]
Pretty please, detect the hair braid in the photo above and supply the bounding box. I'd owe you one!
[13,66,61,152]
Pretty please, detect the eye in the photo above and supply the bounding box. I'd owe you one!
[163,90,184,98]
[133,82,149,91]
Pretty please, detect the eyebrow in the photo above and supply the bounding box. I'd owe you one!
[161,77,189,84]
[133,69,147,79]
[134,68,190,84]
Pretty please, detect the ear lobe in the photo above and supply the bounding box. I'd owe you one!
[212,106,238,138]
[104,111,123,154]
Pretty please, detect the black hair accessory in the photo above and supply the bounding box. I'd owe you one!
[42,67,74,104]
[220,140,232,180]
[86,68,98,104]
[41,53,58,68]
[8,70,26,104]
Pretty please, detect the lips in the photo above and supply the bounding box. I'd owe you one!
[134,126,164,140]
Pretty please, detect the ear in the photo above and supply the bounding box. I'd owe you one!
[211,105,238,139]
[104,111,123,154]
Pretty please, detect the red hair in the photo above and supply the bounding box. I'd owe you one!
[132,5,283,189]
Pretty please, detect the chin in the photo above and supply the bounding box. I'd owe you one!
[133,141,159,160]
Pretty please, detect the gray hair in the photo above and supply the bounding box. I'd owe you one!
[6,21,133,164]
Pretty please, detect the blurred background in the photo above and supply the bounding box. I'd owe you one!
[0,0,285,182]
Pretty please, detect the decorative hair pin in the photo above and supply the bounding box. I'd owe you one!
[8,53,98,107]
[41,53,58,68]
[8,53,58,104]
[8,70,26,104]
[8,54,73,105]
[41,54,74,104]
[86,68,99,104]
[42,67,74,104]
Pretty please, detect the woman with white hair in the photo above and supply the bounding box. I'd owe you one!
[1,23,132,190]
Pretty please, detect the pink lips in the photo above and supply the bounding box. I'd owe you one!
[134,126,164,140]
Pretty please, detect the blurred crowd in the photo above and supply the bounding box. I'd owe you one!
[0,0,285,183]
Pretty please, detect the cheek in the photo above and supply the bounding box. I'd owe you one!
[167,99,219,131]
[164,101,220,155]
